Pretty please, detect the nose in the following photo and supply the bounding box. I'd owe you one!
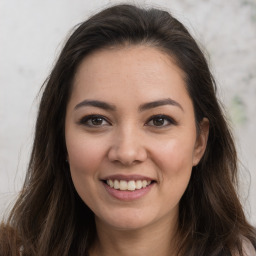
[107,127,148,166]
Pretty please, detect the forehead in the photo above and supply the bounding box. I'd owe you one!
[70,45,191,108]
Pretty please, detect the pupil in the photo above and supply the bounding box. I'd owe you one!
[92,117,103,125]
[153,118,164,126]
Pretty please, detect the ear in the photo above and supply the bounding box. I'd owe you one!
[192,118,209,166]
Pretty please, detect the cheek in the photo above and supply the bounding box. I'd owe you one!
[155,139,194,205]
[66,135,107,204]
[154,137,195,174]
[67,135,105,171]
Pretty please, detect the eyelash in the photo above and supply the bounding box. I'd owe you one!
[79,114,177,128]
[146,114,177,127]
[79,114,111,127]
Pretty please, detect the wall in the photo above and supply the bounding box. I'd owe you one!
[0,0,255,224]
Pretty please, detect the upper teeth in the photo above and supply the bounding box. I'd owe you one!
[106,179,151,191]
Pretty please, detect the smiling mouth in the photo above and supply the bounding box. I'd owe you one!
[103,179,156,191]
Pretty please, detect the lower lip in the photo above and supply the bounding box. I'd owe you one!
[102,182,154,201]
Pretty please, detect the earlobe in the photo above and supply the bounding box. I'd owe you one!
[192,118,209,166]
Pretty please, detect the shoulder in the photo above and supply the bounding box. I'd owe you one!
[242,239,256,256]
[231,238,256,256]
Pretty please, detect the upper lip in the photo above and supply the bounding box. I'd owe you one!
[101,174,155,181]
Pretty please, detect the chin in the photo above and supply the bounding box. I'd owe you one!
[96,208,153,231]
[106,219,150,231]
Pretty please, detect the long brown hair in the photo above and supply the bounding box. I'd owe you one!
[1,4,255,256]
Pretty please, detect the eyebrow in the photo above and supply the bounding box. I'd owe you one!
[74,100,116,111]
[139,98,184,112]
[74,98,183,112]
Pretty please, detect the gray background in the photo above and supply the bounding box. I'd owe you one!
[0,0,255,225]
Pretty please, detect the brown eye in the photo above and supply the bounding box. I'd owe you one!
[80,115,110,127]
[146,115,176,127]
[91,117,104,125]
[152,117,165,126]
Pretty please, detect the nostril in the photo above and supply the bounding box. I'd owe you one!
[107,142,148,165]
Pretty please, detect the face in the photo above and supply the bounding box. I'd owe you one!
[65,45,208,231]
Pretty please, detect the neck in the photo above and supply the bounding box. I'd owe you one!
[90,215,179,256]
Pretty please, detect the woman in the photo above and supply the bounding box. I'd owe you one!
[0,4,255,256]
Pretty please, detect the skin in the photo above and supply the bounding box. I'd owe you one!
[65,45,209,256]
